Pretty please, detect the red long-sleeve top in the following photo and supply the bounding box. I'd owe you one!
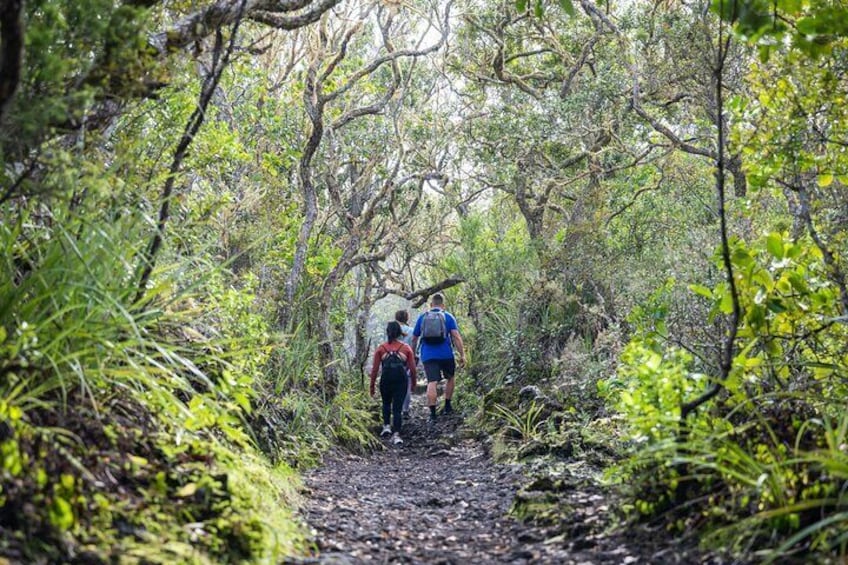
[369,341,417,396]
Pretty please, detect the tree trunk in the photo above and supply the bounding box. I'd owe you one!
[278,62,324,328]
[354,271,374,391]
[0,0,24,124]
[316,240,359,397]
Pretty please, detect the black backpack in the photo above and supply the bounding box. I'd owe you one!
[421,310,447,344]
[381,348,406,380]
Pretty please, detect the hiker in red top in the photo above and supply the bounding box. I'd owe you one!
[370,321,417,446]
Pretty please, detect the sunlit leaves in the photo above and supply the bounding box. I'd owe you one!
[689,284,714,299]
[515,0,575,17]
[712,0,848,57]
[731,44,848,196]
[817,173,834,187]
[766,232,784,259]
[604,342,702,441]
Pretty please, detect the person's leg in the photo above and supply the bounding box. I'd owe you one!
[442,358,457,399]
[391,375,405,434]
[380,379,391,426]
[402,370,412,414]
[442,358,457,413]
[445,376,455,400]
[426,381,438,404]
[423,361,441,420]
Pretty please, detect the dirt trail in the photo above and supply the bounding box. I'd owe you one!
[289,402,723,564]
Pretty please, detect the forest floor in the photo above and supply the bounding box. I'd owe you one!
[287,394,729,564]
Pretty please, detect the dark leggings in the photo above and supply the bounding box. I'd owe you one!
[380,372,406,433]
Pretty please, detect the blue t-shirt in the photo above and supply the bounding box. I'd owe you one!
[413,308,458,362]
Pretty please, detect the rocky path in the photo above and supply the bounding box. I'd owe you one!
[295,413,541,564]
[290,404,724,564]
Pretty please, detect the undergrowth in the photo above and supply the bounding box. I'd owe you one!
[0,206,319,563]
[604,234,848,562]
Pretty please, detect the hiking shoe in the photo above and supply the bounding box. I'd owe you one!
[402,411,410,420]
[428,414,437,425]
[442,405,454,416]
[380,424,392,438]
[391,433,403,446]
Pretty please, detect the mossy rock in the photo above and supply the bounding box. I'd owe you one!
[510,490,572,524]
[524,476,576,493]
[517,440,549,460]
[482,386,519,412]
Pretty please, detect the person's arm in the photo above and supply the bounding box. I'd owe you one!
[411,314,421,357]
[403,344,417,380]
[369,346,383,397]
[450,329,466,367]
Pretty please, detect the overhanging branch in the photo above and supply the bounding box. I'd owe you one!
[379,276,466,308]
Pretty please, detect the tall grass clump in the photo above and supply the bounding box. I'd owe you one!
[0,204,306,562]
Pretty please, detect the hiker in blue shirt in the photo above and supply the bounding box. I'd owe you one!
[395,309,415,419]
[411,294,466,423]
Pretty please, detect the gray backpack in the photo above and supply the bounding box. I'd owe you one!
[421,310,447,344]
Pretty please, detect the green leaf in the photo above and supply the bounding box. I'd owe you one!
[787,272,809,293]
[766,232,784,259]
[60,473,75,490]
[732,247,754,267]
[767,298,787,313]
[688,284,713,299]
[796,17,820,36]
[128,455,148,467]
[516,0,527,12]
[780,0,801,12]
[560,0,576,16]
[765,339,783,356]
[176,483,198,497]
[818,173,834,187]
[743,355,763,369]
[534,0,543,18]
[49,497,74,531]
[719,290,734,314]
[747,304,766,329]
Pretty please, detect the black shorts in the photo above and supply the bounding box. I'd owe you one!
[423,358,456,383]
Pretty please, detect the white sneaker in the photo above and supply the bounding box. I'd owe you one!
[391,432,403,446]
[380,425,392,438]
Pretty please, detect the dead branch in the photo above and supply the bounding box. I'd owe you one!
[378,276,466,308]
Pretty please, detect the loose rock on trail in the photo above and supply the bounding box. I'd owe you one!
[289,398,725,564]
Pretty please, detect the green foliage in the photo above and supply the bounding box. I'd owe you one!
[0,192,311,560]
[438,213,536,383]
[601,343,702,442]
[515,0,575,18]
[713,0,848,58]
[607,232,848,560]
[691,234,845,402]
[2,0,156,160]
[251,383,379,469]
[492,402,546,442]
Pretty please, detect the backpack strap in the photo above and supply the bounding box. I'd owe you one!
[383,341,405,360]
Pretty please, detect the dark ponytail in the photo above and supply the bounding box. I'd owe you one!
[386,321,403,342]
